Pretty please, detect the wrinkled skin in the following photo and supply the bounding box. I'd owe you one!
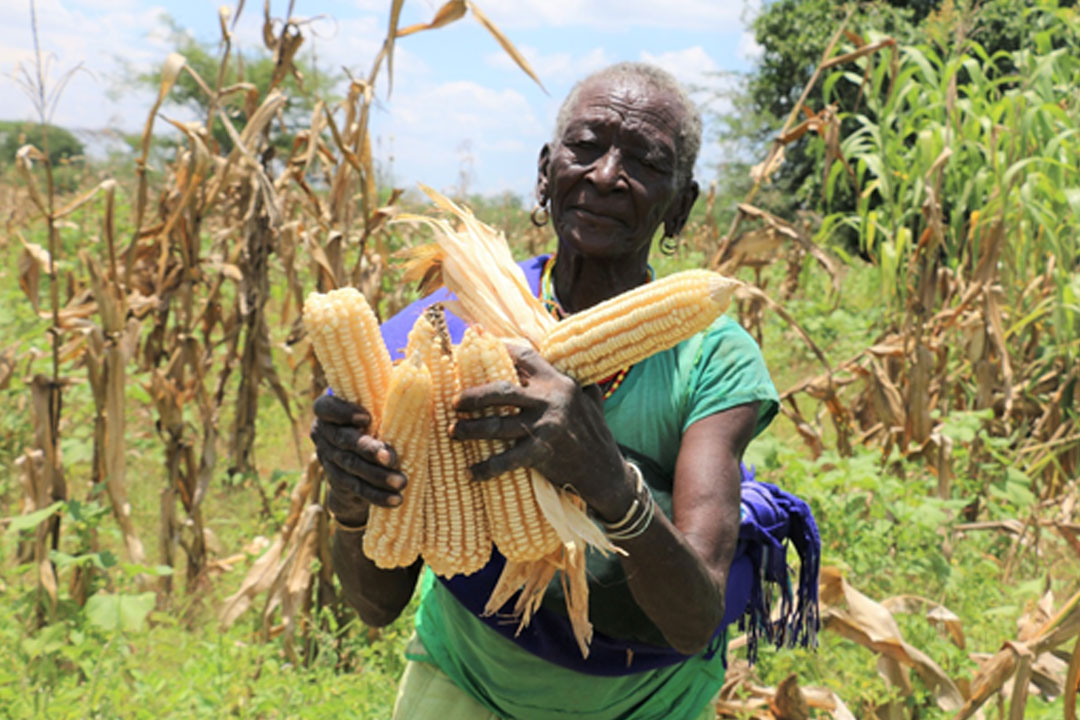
[539,76,699,312]
[313,74,759,654]
[311,394,402,520]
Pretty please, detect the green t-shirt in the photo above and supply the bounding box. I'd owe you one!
[413,316,779,720]
[603,315,778,474]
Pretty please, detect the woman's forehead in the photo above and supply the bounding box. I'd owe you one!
[561,78,682,138]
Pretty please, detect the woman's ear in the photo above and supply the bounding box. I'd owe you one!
[536,143,551,203]
[663,179,699,237]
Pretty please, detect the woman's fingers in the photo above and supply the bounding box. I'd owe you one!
[506,343,557,381]
[320,444,405,492]
[455,379,544,413]
[356,434,398,469]
[451,413,532,441]
[467,439,536,482]
[313,419,398,468]
[319,450,404,508]
[313,392,371,429]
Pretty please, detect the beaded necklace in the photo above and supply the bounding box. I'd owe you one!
[539,254,653,400]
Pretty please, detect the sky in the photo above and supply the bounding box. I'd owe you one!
[1,0,764,199]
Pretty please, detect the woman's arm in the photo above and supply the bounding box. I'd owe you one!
[312,394,421,626]
[331,528,423,627]
[452,346,757,654]
[616,405,756,653]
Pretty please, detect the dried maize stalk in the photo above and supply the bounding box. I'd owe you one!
[363,350,433,569]
[457,327,561,562]
[303,287,393,432]
[540,269,740,385]
[411,306,491,578]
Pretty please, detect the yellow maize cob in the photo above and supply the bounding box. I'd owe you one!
[539,269,740,385]
[362,350,433,569]
[412,306,491,577]
[303,287,393,432]
[457,328,561,562]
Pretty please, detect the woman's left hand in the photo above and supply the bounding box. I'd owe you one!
[451,343,635,521]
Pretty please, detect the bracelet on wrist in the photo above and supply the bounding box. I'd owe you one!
[330,511,369,533]
[599,460,655,541]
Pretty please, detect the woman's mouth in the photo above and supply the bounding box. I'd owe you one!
[569,206,629,227]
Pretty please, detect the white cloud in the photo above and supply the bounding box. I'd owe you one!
[485,44,610,83]
[639,45,735,118]
[458,0,744,30]
[738,30,763,62]
[0,0,419,134]
[1,0,171,130]
[371,80,545,195]
[640,46,723,90]
[350,0,402,11]
[383,80,543,139]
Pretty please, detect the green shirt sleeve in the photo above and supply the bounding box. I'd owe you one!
[683,317,779,438]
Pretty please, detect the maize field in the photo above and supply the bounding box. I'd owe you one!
[0,0,1078,717]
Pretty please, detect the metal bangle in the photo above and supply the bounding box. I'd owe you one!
[600,460,645,531]
[605,488,655,541]
[601,460,654,540]
[331,512,368,533]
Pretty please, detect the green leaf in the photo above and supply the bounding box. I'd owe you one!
[1064,187,1080,218]
[84,591,157,633]
[121,562,174,578]
[4,501,64,534]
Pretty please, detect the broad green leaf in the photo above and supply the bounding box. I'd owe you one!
[903,46,938,86]
[85,591,157,633]
[49,550,112,571]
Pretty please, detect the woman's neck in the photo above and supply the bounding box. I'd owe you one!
[552,245,651,313]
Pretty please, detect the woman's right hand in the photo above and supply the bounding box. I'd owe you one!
[310,394,406,523]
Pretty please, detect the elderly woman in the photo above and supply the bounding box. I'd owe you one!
[312,63,787,720]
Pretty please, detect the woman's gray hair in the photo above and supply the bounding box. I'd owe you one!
[552,62,702,187]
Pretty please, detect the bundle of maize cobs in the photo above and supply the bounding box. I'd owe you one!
[304,185,740,656]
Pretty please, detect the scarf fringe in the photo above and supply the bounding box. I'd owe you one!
[736,465,821,664]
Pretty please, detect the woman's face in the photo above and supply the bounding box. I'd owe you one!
[541,77,694,261]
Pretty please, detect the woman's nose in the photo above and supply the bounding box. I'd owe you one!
[588,147,625,192]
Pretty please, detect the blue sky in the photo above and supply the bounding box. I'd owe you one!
[2,0,764,198]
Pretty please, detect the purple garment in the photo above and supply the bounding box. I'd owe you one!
[736,467,821,663]
[376,256,820,675]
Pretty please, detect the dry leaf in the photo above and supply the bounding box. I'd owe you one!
[750,145,785,185]
[15,145,48,215]
[18,247,42,313]
[0,345,17,391]
[1018,591,1055,642]
[770,674,810,720]
[220,536,285,628]
[882,595,965,649]
[821,567,964,711]
[384,0,406,95]
[467,1,546,92]
[396,0,466,37]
